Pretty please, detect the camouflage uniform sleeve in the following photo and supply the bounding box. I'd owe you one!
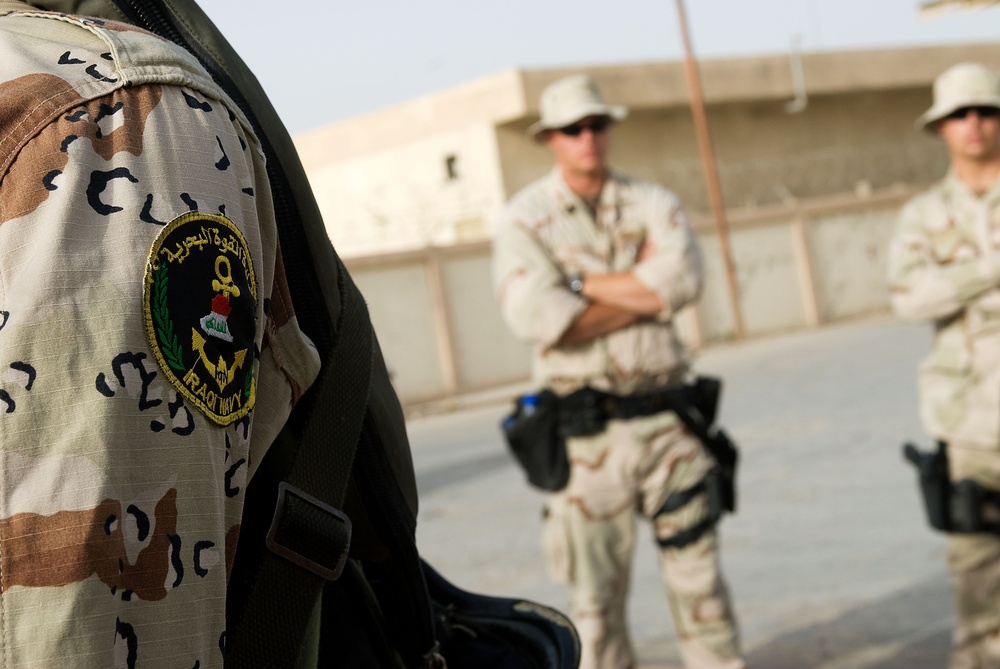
[887,195,1000,321]
[0,11,318,666]
[493,207,587,347]
[630,187,704,320]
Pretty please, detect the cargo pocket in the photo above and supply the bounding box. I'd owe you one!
[541,502,574,584]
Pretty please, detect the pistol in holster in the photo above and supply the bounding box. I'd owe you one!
[903,441,1000,534]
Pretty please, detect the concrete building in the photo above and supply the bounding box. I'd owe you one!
[291,43,1000,407]
[295,42,1000,258]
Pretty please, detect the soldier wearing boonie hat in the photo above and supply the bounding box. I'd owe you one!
[915,61,1000,130]
[493,73,746,669]
[889,61,1000,668]
[526,74,628,140]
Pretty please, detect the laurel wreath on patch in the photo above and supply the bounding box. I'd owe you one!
[244,360,253,399]
[152,264,186,372]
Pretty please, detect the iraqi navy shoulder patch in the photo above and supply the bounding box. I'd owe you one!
[143,212,257,425]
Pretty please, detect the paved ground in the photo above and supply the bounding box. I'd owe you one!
[407,315,955,668]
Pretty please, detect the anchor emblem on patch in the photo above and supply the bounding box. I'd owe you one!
[143,212,257,425]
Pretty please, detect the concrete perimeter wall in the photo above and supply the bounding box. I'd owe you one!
[345,185,917,406]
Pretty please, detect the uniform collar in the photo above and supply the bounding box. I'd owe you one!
[941,166,1000,203]
[547,167,624,218]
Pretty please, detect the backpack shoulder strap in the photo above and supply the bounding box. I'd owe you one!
[227,256,373,665]
[84,0,438,665]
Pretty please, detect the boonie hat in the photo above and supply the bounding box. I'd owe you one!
[527,74,628,141]
[916,62,1000,131]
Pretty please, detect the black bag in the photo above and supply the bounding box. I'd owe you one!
[502,390,570,492]
[425,560,580,669]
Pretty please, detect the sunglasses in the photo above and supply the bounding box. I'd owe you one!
[557,118,611,137]
[944,105,1000,121]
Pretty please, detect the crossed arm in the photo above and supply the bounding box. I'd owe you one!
[494,189,703,350]
[887,204,1000,322]
[557,272,663,346]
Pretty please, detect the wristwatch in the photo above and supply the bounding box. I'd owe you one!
[567,274,585,295]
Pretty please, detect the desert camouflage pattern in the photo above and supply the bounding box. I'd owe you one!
[545,412,743,669]
[494,169,744,668]
[888,169,1000,449]
[945,442,1000,669]
[0,4,320,667]
[890,171,1000,669]
[493,168,702,397]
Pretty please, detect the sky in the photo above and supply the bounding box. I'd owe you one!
[195,0,1000,135]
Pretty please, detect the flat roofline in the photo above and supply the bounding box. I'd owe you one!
[295,41,1000,167]
[522,42,1000,112]
[295,67,528,169]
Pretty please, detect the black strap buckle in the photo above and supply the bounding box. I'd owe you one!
[266,481,352,581]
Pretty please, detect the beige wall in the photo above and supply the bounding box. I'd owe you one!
[809,208,899,321]
[305,123,507,257]
[350,262,448,400]
[298,45,998,405]
[345,187,916,406]
[496,88,948,214]
[297,45,996,259]
[347,244,533,404]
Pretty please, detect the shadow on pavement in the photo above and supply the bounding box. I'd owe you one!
[744,577,951,669]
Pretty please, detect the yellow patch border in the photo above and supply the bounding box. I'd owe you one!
[142,212,258,426]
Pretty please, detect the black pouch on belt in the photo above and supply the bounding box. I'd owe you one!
[501,390,569,492]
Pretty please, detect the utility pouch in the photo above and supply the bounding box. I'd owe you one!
[502,390,570,492]
[903,441,952,532]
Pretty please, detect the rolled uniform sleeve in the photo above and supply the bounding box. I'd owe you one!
[630,188,704,321]
[493,170,697,392]
[888,192,1000,322]
[493,212,588,347]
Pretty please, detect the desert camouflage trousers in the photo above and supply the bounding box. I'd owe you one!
[948,443,1000,669]
[542,410,745,669]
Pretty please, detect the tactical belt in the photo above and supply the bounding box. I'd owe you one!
[560,381,739,550]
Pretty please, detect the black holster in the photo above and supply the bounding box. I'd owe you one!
[903,441,952,531]
[903,441,1000,534]
[704,431,738,514]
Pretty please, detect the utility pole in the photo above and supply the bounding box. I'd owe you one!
[674,0,745,338]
